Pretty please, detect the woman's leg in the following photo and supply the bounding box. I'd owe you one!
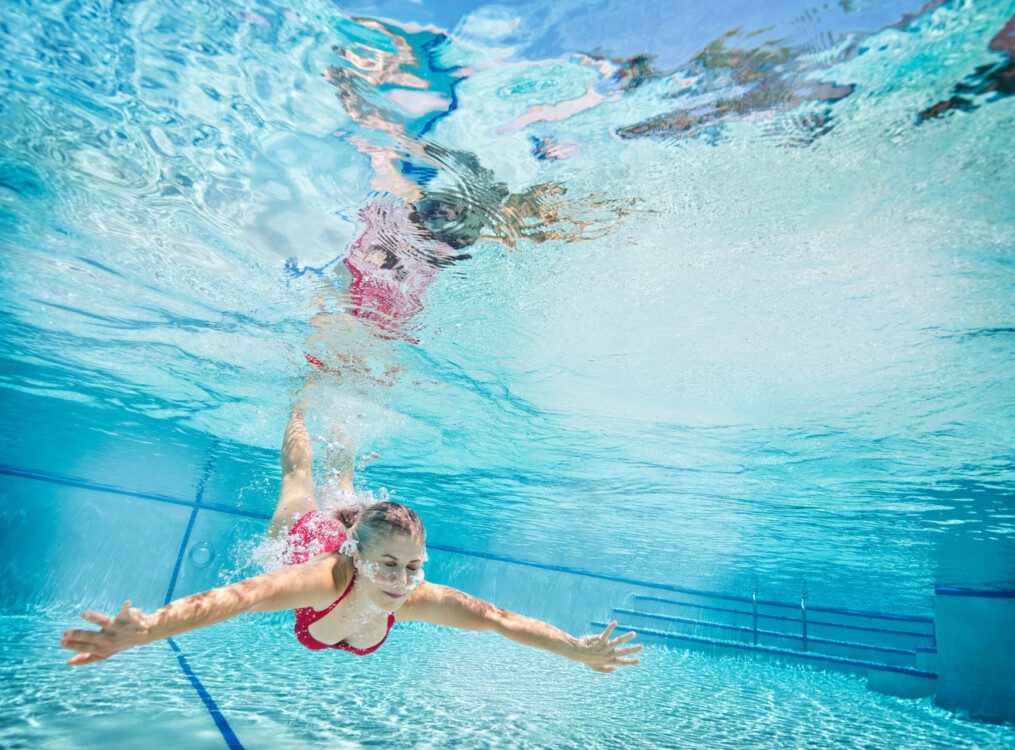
[267,405,318,539]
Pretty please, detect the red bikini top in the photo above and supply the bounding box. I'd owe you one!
[293,575,395,655]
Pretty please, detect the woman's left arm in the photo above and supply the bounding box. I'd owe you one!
[399,583,642,673]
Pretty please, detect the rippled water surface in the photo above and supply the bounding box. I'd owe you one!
[1,0,1014,745]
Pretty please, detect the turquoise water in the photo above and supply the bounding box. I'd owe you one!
[1,0,1014,746]
[6,614,1015,749]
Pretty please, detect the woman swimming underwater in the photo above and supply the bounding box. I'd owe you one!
[59,406,643,673]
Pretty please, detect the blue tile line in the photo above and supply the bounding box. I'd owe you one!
[159,445,244,750]
[0,463,268,519]
[168,638,244,750]
[0,461,936,623]
[165,449,219,606]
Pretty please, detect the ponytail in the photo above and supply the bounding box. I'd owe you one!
[333,506,361,529]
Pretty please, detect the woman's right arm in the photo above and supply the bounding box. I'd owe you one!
[60,559,337,666]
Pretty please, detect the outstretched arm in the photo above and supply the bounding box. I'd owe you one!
[398,582,642,673]
[60,560,336,666]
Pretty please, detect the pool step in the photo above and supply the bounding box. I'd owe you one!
[613,607,922,668]
[593,619,938,699]
[916,646,938,673]
[629,594,935,652]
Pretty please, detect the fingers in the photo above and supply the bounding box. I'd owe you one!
[614,644,643,656]
[60,629,109,649]
[591,657,639,673]
[63,627,109,642]
[61,638,99,653]
[81,611,113,628]
[608,631,637,647]
[599,620,617,641]
[584,624,644,673]
[67,652,105,666]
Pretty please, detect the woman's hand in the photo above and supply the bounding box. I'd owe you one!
[60,600,153,666]
[571,620,643,673]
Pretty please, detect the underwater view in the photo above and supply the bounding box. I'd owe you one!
[1,0,1013,747]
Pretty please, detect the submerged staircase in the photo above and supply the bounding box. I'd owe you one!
[592,587,938,698]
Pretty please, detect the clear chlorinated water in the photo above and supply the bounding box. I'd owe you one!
[1,0,1013,746]
[6,615,1015,749]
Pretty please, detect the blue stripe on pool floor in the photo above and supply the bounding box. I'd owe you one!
[168,638,244,750]
[162,446,242,750]
[164,450,218,606]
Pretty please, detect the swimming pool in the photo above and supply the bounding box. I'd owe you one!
[1,0,1013,746]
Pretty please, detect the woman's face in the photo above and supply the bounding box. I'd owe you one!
[354,533,426,610]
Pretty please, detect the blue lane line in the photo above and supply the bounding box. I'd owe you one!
[0,463,269,520]
[1,460,936,623]
[160,446,244,750]
[168,639,244,750]
[165,450,218,606]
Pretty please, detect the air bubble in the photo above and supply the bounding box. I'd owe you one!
[189,542,215,568]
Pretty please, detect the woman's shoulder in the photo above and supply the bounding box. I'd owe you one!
[246,554,351,613]
[295,552,353,609]
[320,552,354,594]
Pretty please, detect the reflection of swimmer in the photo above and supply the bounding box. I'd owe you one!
[530,135,582,161]
[339,200,462,341]
[917,13,1014,123]
[294,17,638,355]
[309,179,632,346]
[494,36,853,147]
[60,407,643,672]
[497,52,662,137]
[616,32,853,142]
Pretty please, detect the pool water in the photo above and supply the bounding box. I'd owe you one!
[1,0,1013,746]
[6,613,1015,749]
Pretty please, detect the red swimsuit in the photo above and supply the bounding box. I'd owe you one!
[283,510,395,656]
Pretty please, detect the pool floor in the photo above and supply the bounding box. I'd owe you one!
[8,611,1015,749]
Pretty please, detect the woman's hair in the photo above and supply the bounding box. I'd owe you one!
[334,501,426,552]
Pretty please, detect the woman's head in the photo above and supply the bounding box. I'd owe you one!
[335,501,427,609]
[335,500,425,549]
